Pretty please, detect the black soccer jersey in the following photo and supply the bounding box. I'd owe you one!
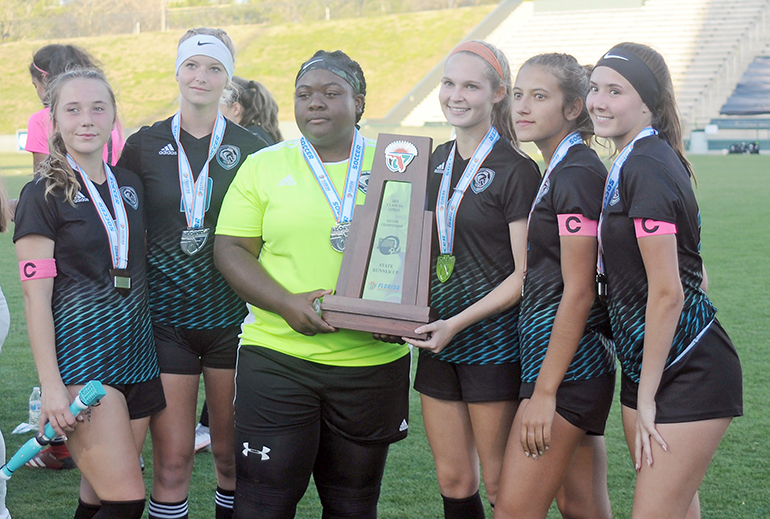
[601,135,715,383]
[426,137,540,365]
[118,117,266,329]
[519,144,615,384]
[14,167,159,385]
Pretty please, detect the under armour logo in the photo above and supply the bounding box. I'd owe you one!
[242,442,271,460]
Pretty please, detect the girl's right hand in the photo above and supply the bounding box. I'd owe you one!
[281,289,336,336]
[519,393,556,458]
[40,382,77,438]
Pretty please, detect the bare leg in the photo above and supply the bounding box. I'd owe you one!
[494,401,585,519]
[66,385,146,502]
[621,405,731,519]
[202,366,236,491]
[150,373,199,502]
[466,400,518,506]
[421,394,480,499]
[556,435,612,519]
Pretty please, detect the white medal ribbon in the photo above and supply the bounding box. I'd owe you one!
[596,126,658,276]
[172,111,227,229]
[526,131,583,230]
[300,128,365,224]
[68,155,129,270]
[436,126,499,255]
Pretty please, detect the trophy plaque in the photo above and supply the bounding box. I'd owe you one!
[321,133,438,339]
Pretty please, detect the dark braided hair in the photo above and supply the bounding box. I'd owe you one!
[300,50,367,124]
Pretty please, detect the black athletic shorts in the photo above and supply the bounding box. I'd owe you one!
[234,345,410,444]
[620,319,743,423]
[153,323,240,374]
[519,372,615,436]
[108,377,166,420]
[413,349,521,403]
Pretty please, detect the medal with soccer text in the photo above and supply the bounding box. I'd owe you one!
[301,129,365,253]
[172,111,226,256]
[68,155,131,295]
[435,126,499,282]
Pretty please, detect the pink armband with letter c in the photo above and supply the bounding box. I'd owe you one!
[557,214,598,236]
[634,218,677,237]
[19,259,57,281]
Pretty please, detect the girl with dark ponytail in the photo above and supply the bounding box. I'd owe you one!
[588,42,741,518]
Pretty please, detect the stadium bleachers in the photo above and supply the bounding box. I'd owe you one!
[399,0,770,135]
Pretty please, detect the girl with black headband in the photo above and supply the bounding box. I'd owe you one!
[118,27,267,519]
[494,52,616,519]
[588,42,742,518]
[404,40,540,518]
[214,50,410,518]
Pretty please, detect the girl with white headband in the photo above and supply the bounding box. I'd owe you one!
[588,42,742,518]
[118,27,267,519]
[404,40,540,518]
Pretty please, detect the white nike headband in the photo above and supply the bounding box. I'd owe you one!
[175,35,234,79]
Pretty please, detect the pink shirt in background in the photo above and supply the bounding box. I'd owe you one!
[25,107,125,166]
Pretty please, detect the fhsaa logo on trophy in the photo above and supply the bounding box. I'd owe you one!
[384,140,418,173]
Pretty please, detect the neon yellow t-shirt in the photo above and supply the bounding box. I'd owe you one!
[217,139,409,366]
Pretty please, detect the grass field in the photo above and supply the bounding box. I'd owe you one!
[0,151,768,518]
[0,5,494,135]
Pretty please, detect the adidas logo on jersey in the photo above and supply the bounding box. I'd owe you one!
[277,175,296,186]
[73,191,90,204]
[158,143,177,156]
[399,419,409,432]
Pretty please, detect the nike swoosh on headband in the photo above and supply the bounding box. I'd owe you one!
[197,41,214,46]
[603,53,629,61]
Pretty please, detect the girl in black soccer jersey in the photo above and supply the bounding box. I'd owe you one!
[14,68,164,519]
[118,28,266,519]
[494,53,615,519]
[587,43,742,519]
[404,41,540,518]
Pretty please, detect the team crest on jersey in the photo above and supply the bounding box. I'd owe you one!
[385,141,418,173]
[471,168,495,193]
[216,145,241,170]
[358,170,371,194]
[120,186,139,210]
[609,187,620,206]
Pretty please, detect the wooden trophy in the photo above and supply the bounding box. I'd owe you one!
[321,133,438,339]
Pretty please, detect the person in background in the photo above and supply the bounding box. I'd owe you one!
[0,179,12,519]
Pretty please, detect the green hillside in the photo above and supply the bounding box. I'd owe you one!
[0,5,494,134]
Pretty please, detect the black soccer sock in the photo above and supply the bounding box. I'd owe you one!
[199,401,209,428]
[93,499,145,519]
[148,496,188,519]
[215,486,235,519]
[74,499,101,519]
[442,491,485,519]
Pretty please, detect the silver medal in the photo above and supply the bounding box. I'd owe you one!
[180,227,210,256]
[330,222,350,253]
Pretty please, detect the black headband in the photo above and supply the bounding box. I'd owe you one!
[295,55,362,95]
[595,46,660,113]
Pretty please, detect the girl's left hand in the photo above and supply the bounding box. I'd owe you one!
[403,319,457,354]
[519,394,556,459]
[634,401,668,470]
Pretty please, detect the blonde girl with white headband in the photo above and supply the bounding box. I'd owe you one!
[118,28,268,519]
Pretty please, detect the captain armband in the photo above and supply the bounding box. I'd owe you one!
[557,214,598,237]
[634,218,677,238]
[19,259,57,281]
